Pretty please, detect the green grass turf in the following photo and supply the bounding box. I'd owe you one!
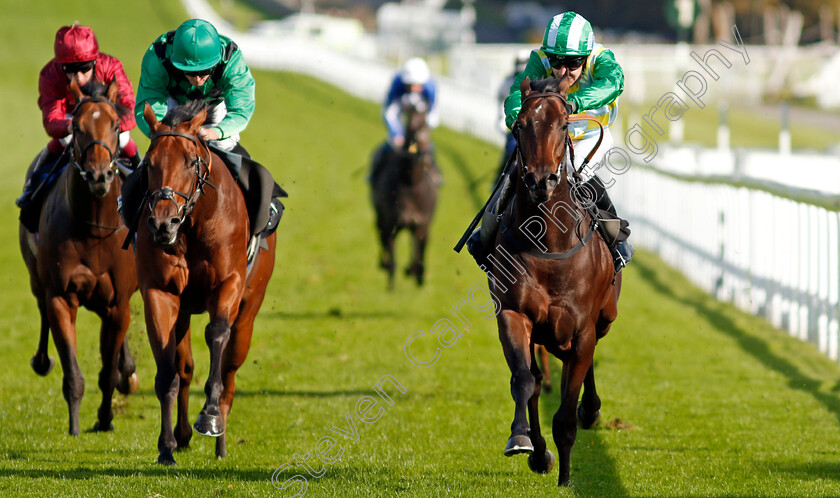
[2,1,840,496]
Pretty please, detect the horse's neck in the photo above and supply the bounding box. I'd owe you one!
[66,167,121,229]
[513,173,586,252]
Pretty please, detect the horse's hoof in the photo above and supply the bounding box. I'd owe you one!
[157,454,177,466]
[116,372,139,395]
[504,434,534,456]
[30,355,55,376]
[528,449,555,474]
[92,420,114,432]
[194,413,225,437]
[578,404,600,430]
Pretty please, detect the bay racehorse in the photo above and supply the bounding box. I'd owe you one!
[19,79,139,436]
[371,92,439,289]
[489,75,621,486]
[137,101,276,464]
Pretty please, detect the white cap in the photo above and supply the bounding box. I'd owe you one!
[400,57,430,85]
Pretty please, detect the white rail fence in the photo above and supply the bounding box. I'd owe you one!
[614,167,840,361]
[184,0,840,362]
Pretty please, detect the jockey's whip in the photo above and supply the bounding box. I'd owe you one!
[453,144,519,253]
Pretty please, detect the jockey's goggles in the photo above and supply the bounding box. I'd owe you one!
[547,55,586,69]
[62,60,95,74]
[183,66,215,78]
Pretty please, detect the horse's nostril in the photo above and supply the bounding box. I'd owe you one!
[169,218,180,227]
[105,170,114,180]
[524,172,538,191]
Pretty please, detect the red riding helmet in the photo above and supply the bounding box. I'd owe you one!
[54,24,99,64]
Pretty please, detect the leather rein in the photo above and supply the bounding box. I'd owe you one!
[147,130,215,226]
[506,91,606,260]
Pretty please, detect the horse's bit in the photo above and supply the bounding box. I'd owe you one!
[147,130,215,225]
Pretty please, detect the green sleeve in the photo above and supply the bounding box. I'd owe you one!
[134,37,171,138]
[567,49,624,113]
[214,48,255,139]
[503,51,550,130]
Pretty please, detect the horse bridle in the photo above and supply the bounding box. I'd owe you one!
[514,91,606,185]
[70,96,121,179]
[147,130,215,226]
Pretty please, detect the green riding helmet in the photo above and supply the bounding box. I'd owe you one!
[171,19,222,72]
[541,11,594,57]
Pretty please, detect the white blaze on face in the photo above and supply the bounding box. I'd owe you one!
[92,111,101,120]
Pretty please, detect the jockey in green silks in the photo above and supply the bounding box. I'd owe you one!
[122,19,285,256]
[467,11,633,273]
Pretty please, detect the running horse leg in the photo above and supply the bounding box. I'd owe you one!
[552,329,596,486]
[577,365,600,429]
[173,312,194,451]
[215,304,256,459]
[93,302,131,431]
[194,277,243,438]
[526,343,555,473]
[30,293,55,376]
[378,226,397,291]
[44,294,83,436]
[536,344,552,393]
[407,223,428,286]
[498,309,536,456]
[144,289,182,465]
[115,336,139,395]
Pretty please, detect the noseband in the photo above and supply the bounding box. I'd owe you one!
[515,92,574,183]
[70,96,121,179]
[147,130,215,226]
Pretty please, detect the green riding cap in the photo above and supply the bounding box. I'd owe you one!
[172,19,222,72]
[541,11,594,57]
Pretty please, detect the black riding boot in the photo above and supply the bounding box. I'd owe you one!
[16,149,61,209]
[466,172,514,268]
[580,177,633,273]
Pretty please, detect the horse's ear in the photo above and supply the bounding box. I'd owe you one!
[520,77,531,98]
[143,102,162,133]
[106,79,119,104]
[187,108,207,134]
[557,67,573,96]
[69,79,84,101]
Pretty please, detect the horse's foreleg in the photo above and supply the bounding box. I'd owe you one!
[144,289,181,465]
[215,312,256,459]
[45,295,83,436]
[94,304,130,432]
[577,364,600,430]
[552,331,596,487]
[526,348,555,474]
[173,313,193,451]
[409,224,428,286]
[196,277,242,438]
[116,331,138,395]
[378,226,396,290]
[30,294,55,376]
[497,310,535,456]
[537,345,552,393]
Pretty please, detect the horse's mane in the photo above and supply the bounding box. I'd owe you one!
[530,78,563,94]
[163,100,214,128]
[78,80,130,117]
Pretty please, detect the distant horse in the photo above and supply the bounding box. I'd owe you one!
[19,79,139,436]
[371,92,439,289]
[489,75,621,486]
[137,101,276,464]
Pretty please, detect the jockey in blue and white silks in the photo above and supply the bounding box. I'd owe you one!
[382,57,439,149]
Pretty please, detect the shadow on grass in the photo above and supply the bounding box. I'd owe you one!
[634,257,840,423]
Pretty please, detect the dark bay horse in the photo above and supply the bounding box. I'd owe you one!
[489,75,621,486]
[371,92,439,289]
[19,79,139,435]
[137,101,276,464]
